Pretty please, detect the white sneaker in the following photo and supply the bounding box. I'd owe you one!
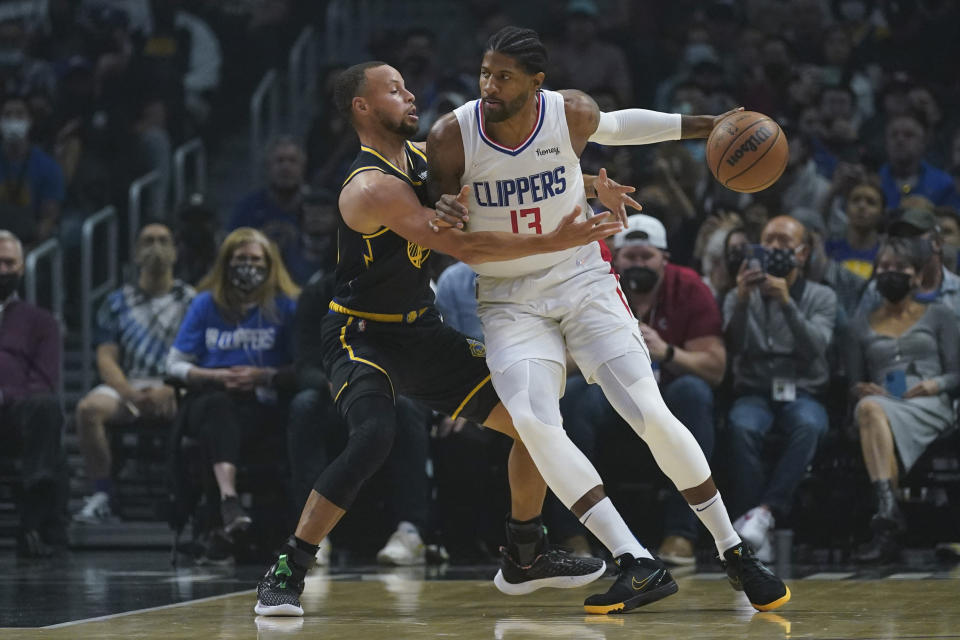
[73,492,113,524]
[315,538,332,567]
[733,506,775,552]
[376,522,425,566]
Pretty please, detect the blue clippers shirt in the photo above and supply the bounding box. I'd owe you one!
[171,291,296,369]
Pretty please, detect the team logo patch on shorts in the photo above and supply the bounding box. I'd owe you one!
[466,338,486,358]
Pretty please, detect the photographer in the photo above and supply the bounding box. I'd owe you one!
[611,214,726,565]
[722,215,837,561]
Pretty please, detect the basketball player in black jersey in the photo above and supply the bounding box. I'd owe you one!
[255,61,632,616]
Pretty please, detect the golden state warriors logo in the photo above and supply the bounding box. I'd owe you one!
[407,241,430,269]
[466,339,486,358]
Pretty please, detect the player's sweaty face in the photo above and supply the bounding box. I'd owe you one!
[364,65,419,137]
[479,51,537,123]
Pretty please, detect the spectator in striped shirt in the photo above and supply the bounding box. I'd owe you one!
[73,224,194,524]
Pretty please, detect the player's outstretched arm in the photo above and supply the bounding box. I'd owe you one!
[559,89,744,152]
[340,172,620,265]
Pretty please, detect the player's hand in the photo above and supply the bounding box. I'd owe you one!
[853,382,888,399]
[593,168,641,227]
[711,106,745,130]
[638,323,668,361]
[548,207,622,249]
[430,185,470,232]
[904,379,940,399]
[435,416,468,438]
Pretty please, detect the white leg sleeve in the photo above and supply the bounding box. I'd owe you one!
[594,354,711,491]
[491,359,603,508]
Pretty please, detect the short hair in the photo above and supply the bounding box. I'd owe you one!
[333,61,388,120]
[876,236,928,273]
[484,27,548,75]
[887,109,929,132]
[264,134,305,158]
[0,229,23,261]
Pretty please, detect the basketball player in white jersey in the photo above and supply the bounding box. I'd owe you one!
[427,26,790,614]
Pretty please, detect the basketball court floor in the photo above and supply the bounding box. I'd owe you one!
[1,550,959,639]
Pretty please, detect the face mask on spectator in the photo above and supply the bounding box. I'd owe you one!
[876,271,913,303]
[229,264,267,292]
[0,272,20,300]
[766,247,797,278]
[0,117,30,141]
[621,265,659,294]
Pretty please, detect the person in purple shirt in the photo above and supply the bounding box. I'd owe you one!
[0,230,67,557]
[879,112,960,212]
[228,136,306,255]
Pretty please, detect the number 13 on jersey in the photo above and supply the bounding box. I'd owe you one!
[510,207,542,235]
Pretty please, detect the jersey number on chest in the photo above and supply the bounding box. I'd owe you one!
[510,207,542,235]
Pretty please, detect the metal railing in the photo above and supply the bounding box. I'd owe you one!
[288,26,317,135]
[250,68,280,182]
[24,237,63,323]
[173,138,207,207]
[128,170,160,259]
[80,206,118,391]
[24,237,65,400]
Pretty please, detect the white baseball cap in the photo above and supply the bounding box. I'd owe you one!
[613,213,668,250]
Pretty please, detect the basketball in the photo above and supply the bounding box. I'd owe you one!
[706,110,789,193]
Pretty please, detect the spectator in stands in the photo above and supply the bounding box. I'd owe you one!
[0,15,57,98]
[613,214,726,566]
[776,134,833,217]
[229,136,304,251]
[282,187,338,287]
[173,193,217,286]
[723,215,836,560]
[848,236,960,562]
[936,206,960,274]
[166,227,298,541]
[288,273,430,565]
[0,95,65,245]
[879,112,960,211]
[0,229,67,557]
[825,178,886,279]
[546,0,633,107]
[73,224,194,524]
[856,208,960,319]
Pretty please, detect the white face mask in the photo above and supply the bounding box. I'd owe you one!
[0,117,30,141]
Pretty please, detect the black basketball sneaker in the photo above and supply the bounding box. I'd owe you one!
[583,554,678,614]
[254,553,308,616]
[721,542,791,611]
[494,546,606,595]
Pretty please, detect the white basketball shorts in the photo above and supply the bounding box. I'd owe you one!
[476,242,652,384]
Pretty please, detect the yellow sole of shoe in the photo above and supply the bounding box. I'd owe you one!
[752,586,791,612]
[584,602,626,615]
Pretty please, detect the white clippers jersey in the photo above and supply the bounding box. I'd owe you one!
[453,89,591,277]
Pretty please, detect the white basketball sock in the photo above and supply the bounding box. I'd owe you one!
[578,497,653,560]
[689,492,741,556]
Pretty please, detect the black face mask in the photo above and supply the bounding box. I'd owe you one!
[0,272,20,300]
[766,247,797,278]
[622,266,659,294]
[876,271,913,303]
[229,264,267,292]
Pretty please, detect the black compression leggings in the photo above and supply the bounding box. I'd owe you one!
[313,393,397,509]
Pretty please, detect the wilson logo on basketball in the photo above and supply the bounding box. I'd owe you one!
[725,127,773,167]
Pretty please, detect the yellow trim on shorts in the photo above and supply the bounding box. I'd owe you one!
[450,374,491,420]
[339,317,395,397]
[329,301,428,324]
[333,381,349,403]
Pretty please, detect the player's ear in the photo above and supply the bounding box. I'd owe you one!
[532,72,545,91]
[353,96,368,116]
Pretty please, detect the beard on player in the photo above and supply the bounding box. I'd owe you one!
[482,89,532,123]
[374,105,419,138]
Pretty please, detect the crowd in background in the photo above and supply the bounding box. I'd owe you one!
[2,0,960,566]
